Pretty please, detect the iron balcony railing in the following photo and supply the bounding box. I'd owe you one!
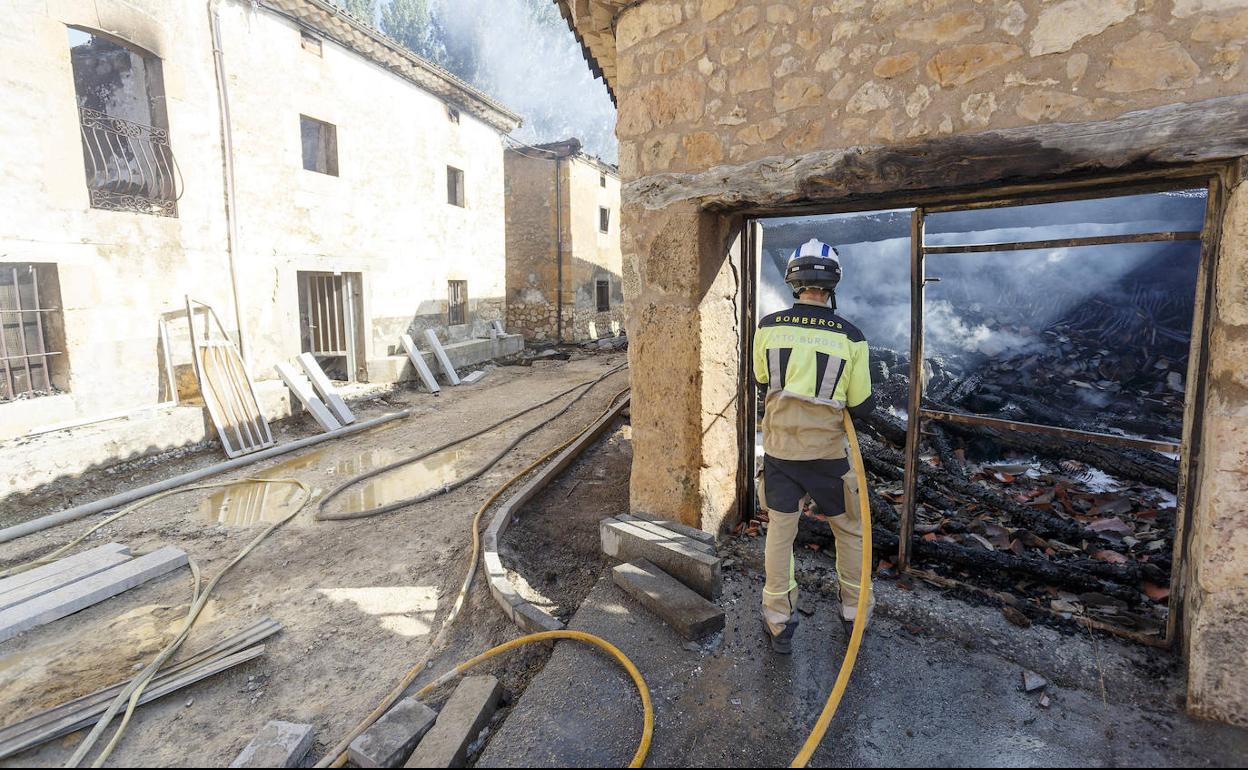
[78,107,180,217]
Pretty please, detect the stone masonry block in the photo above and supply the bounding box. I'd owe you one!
[348,697,437,768]
[405,675,503,768]
[600,517,721,599]
[613,559,725,641]
[229,720,315,768]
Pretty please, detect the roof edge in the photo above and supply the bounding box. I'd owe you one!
[263,0,523,132]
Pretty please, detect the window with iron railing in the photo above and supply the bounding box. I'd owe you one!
[69,28,179,217]
[1,264,67,402]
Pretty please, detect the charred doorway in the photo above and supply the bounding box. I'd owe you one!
[745,173,1222,648]
[297,271,365,383]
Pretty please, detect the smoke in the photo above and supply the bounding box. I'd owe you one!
[424,0,618,162]
[759,192,1207,359]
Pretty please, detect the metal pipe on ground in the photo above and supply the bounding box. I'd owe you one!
[0,410,411,545]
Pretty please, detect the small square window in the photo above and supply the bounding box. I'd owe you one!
[301,31,323,56]
[446,104,460,124]
[447,166,465,207]
[448,280,468,325]
[599,206,610,233]
[301,115,338,176]
[596,280,611,312]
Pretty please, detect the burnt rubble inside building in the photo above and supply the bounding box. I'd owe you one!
[760,190,1206,642]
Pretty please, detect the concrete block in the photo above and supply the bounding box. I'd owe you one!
[613,559,725,641]
[0,543,129,596]
[617,514,716,555]
[405,675,502,768]
[348,696,437,768]
[626,512,717,547]
[513,601,563,634]
[423,329,461,386]
[400,335,442,393]
[600,517,722,600]
[461,370,485,385]
[229,720,315,768]
[0,546,187,643]
[0,547,133,611]
[275,362,341,431]
[298,352,355,424]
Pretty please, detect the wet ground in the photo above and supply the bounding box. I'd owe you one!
[0,353,628,767]
[481,549,1248,767]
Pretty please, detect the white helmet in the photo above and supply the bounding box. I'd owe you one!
[785,238,842,294]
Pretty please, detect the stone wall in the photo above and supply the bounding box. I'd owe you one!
[560,0,1248,725]
[504,149,624,342]
[1184,178,1248,726]
[613,0,1248,178]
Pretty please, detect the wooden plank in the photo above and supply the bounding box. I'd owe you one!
[297,352,355,425]
[0,619,280,747]
[0,645,266,759]
[0,550,133,612]
[400,334,441,394]
[920,408,1182,453]
[0,544,129,597]
[423,329,460,386]
[275,362,341,432]
[0,546,188,643]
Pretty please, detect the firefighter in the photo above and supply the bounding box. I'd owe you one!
[753,238,876,654]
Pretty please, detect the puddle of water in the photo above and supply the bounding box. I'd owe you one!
[200,480,311,527]
[328,448,468,515]
[202,447,471,525]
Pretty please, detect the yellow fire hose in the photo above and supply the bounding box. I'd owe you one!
[790,411,873,768]
[413,630,653,768]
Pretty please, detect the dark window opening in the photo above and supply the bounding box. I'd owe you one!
[447,166,465,207]
[596,280,611,312]
[301,115,338,176]
[1,263,68,402]
[599,206,610,233]
[600,173,606,187]
[448,280,468,325]
[301,31,323,56]
[69,27,177,217]
[446,104,460,124]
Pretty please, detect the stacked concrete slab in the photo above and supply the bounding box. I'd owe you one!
[0,544,187,642]
[599,514,725,641]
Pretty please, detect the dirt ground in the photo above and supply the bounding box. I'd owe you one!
[500,421,632,623]
[0,351,629,767]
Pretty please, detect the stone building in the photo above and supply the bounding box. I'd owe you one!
[1,0,521,488]
[504,139,625,342]
[555,0,1248,726]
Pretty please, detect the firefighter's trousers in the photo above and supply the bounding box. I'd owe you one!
[759,454,873,636]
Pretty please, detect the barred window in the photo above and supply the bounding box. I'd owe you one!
[448,280,468,326]
[1,264,67,402]
[599,206,610,233]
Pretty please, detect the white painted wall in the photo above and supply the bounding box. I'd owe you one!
[0,0,511,441]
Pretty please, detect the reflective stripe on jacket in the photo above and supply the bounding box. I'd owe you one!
[753,300,872,460]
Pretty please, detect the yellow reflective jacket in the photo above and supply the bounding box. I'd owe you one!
[753,300,872,461]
